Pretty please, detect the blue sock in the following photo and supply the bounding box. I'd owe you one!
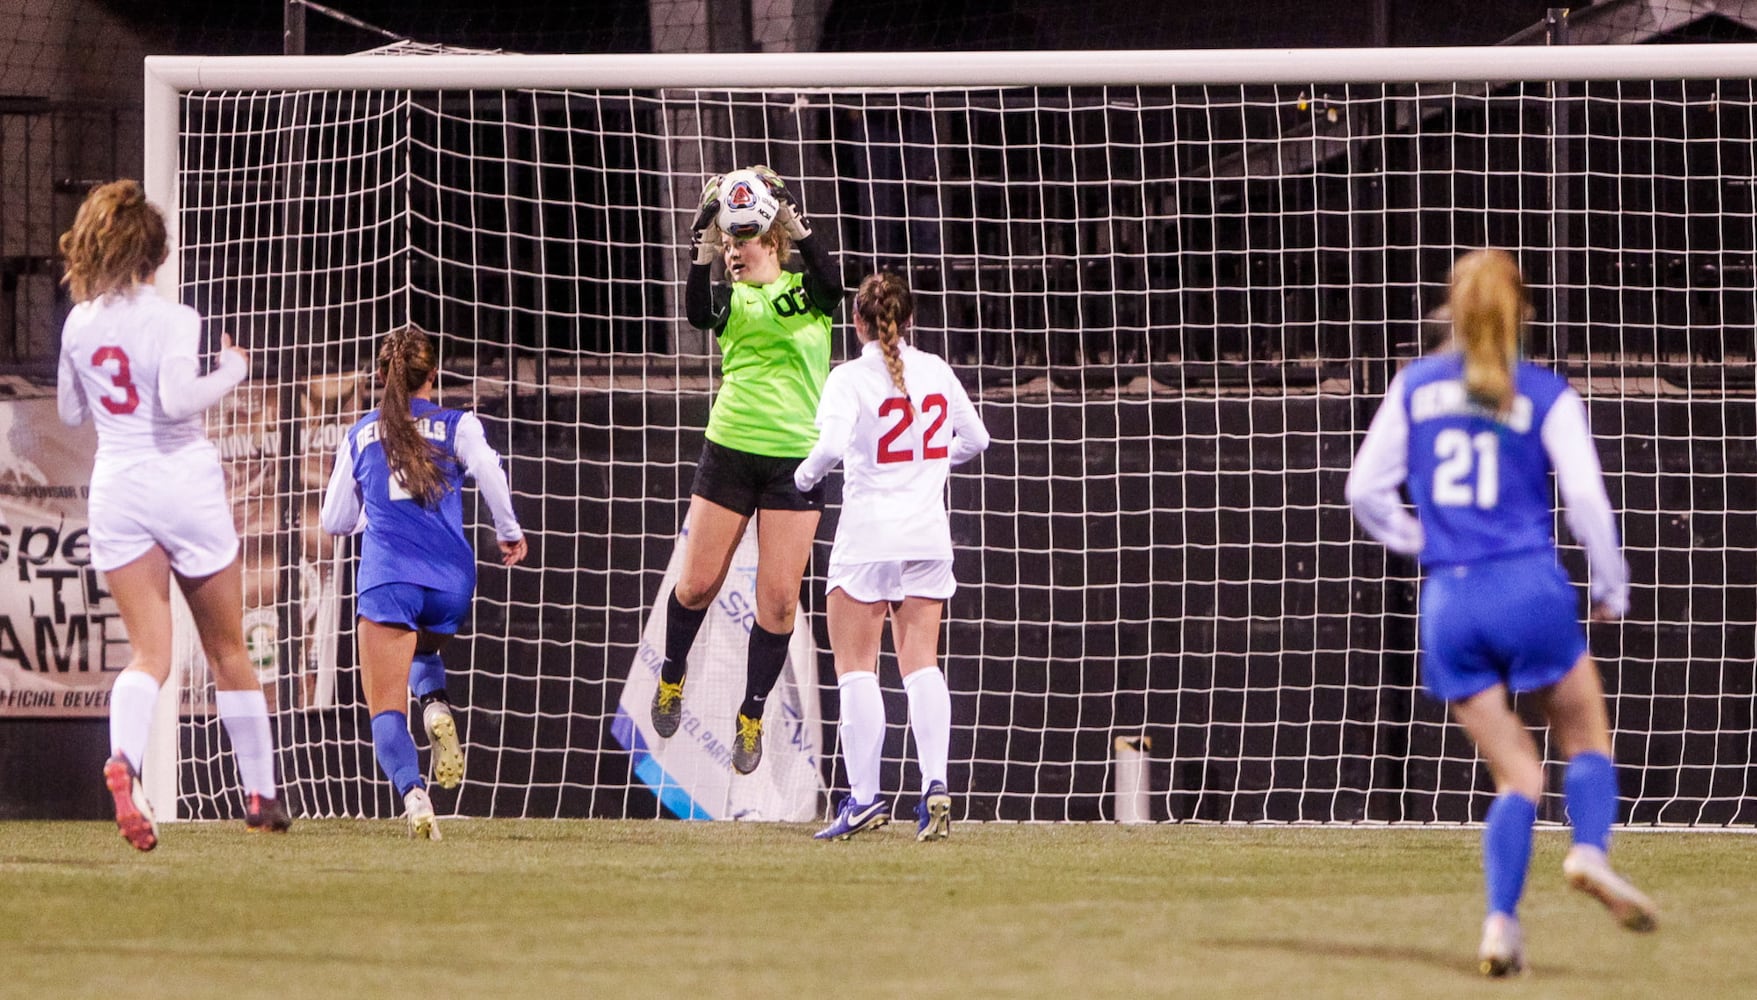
[1564,751,1617,851]
[409,652,447,701]
[370,711,425,796]
[1483,792,1536,917]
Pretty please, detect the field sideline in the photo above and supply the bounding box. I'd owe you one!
[1,820,1749,999]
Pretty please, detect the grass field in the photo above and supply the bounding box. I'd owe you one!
[1,819,1750,999]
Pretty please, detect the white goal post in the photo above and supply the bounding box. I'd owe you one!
[142,45,1757,826]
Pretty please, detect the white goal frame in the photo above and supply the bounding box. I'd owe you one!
[139,44,1757,821]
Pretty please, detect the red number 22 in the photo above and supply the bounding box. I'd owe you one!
[876,393,949,464]
[90,346,140,415]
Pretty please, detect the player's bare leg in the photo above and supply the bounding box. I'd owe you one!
[731,507,819,774]
[893,596,951,841]
[101,547,175,852]
[1539,657,1658,932]
[361,618,439,839]
[651,496,748,738]
[181,556,289,831]
[815,588,891,840]
[1451,685,1543,975]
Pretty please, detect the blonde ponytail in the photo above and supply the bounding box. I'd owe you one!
[1449,249,1525,416]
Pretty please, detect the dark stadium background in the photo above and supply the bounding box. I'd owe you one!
[3,2,1752,824]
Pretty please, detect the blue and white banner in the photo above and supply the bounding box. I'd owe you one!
[613,522,824,821]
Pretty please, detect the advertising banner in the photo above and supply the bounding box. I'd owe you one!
[0,395,123,715]
[612,522,825,821]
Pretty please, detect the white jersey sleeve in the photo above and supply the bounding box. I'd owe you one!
[945,375,990,465]
[1345,371,1425,557]
[454,413,524,542]
[319,434,366,536]
[795,366,861,492]
[57,341,91,428]
[1541,389,1629,617]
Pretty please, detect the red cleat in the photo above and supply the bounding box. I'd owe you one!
[244,792,292,833]
[103,754,159,853]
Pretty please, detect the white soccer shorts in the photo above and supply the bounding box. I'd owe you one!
[826,558,957,604]
[88,447,240,577]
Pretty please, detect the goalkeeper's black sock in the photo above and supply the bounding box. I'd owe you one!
[739,623,791,720]
[661,591,709,685]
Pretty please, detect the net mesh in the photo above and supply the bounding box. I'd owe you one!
[171,66,1754,825]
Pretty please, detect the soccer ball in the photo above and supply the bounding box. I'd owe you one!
[716,169,779,240]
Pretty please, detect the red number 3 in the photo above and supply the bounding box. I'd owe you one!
[91,346,141,415]
[875,393,950,464]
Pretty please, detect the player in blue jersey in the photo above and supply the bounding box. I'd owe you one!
[320,326,527,839]
[1346,249,1657,976]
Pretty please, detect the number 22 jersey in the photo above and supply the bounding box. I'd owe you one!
[795,341,990,567]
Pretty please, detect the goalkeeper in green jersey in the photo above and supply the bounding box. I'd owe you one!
[649,165,846,775]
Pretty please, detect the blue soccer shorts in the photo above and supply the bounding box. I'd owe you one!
[357,582,473,635]
[1417,550,1588,703]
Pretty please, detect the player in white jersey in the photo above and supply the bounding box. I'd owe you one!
[794,271,990,841]
[1347,249,1656,976]
[55,180,288,851]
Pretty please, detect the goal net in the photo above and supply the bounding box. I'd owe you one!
[146,46,1757,826]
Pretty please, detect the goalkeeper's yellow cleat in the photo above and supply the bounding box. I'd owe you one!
[731,712,764,775]
[423,701,464,790]
[650,677,687,739]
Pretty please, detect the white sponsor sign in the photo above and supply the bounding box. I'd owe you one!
[0,397,127,715]
[614,522,824,821]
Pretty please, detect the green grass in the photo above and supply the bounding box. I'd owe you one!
[1,820,1750,999]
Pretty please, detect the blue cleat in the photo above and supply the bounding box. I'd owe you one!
[915,780,952,842]
[813,796,890,841]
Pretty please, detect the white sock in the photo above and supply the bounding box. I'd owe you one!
[837,671,885,805]
[109,671,160,773]
[903,666,950,791]
[217,688,278,797]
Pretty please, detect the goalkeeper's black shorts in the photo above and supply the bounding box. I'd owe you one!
[689,439,824,516]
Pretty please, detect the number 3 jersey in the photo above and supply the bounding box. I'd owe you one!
[794,341,990,567]
[319,399,522,596]
[1346,351,1628,615]
[56,287,248,470]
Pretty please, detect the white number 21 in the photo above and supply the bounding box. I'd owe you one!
[1432,429,1499,508]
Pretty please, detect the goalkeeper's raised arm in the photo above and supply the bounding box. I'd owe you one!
[651,165,846,777]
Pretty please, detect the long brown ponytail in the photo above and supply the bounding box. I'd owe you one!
[58,180,169,304]
[1449,248,1525,417]
[856,271,914,408]
[376,325,448,507]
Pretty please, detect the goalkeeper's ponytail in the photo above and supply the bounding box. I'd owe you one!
[857,271,915,412]
[376,325,448,508]
[1449,248,1524,418]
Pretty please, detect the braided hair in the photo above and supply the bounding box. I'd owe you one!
[855,271,915,410]
[376,325,449,507]
[58,180,169,303]
[1449,249,1525,417]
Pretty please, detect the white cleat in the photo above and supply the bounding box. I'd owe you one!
[423,701,464,790]
[404,787,441,841]
[1477,912,1525,978]
[1563,845,1658,932]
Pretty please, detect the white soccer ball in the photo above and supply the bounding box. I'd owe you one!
[716,169,779,240]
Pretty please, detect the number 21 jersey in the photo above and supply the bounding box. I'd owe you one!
[1400,352,1571,567]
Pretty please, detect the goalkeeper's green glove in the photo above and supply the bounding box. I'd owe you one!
[749,163,810,240]
[691,173,724,265]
